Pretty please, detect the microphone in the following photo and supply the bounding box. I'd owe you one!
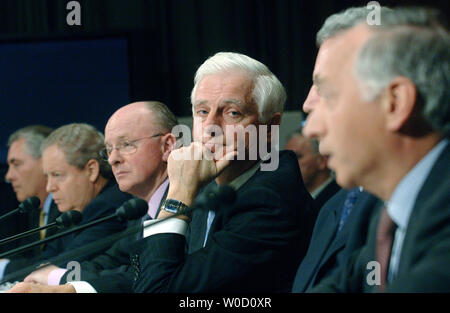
[55,210,83,228]
[1,190,236,283]
[0,198,148,259]
[0,210,82,247]
[0,196,40,223]
[116,198,150,221]
[185,184,236,214]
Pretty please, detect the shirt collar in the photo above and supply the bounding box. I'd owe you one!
[228,160,263,191]
[311,177,334,199]
[387,139,448,230]
[147,178,169,219]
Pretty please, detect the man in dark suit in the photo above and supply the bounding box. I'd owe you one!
[0,125,61,273]
[285,127,340,212]
[302,6,450,292]
[9,101,177,293]
[292,188,382,292]
[132,52,316,293]
[3,123,131,283]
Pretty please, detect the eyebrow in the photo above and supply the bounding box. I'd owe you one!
[104,135,129,145]
[194,99,246,109]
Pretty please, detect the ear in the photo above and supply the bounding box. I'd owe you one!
[85,159,100,182]
[383,76,417,132]
[265,113,282,145]
[268,112,282,126]
[161,133,176,162]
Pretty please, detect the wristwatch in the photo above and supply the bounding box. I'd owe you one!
[162,198,189,215]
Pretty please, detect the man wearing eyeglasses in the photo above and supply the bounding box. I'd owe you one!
[9,101,177,293]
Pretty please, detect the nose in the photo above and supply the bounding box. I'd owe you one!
[46,177,56,193]
[303,85,319,114]
[5,167,13,183]
[302,87,325,141]
[108,148,123,167]
[203,111,223,139]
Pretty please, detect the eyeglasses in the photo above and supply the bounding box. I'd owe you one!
[100,134,164,161]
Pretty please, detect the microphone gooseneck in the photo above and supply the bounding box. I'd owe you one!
[0,209,83,247]
[17,196,41,214]
[0,196,41,223]
[0,197,148,259]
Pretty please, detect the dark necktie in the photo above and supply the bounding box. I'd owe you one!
[337,188,360,233]
[376,207,397,292]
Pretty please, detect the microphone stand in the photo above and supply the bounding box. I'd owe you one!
[0,186,236,283]
[0,222,57,247]
[0,209,20,223]
[0,214,117,259]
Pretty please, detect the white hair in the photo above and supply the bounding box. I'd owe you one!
[190,52,286,123]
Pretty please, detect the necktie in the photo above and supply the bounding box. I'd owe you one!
[337,188,360,233]
[39,209,47,240]
[376,207,397,292]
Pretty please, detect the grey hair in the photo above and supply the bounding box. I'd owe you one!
[143,101,178,133]
[190,52,287,123]
[316,6,393,46]
[7,125,53,159]
[318,6,450,136]
[41,123,113,179]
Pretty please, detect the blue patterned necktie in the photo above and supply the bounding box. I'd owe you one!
[337,188,360,232]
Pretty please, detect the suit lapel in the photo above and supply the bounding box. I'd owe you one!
[299,197,344,290]
[395,144,450,276]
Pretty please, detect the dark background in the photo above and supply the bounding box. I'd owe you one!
[0,0,448,166]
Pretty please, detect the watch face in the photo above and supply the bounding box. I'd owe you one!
[163,199,180,214]
[163,204,178,214]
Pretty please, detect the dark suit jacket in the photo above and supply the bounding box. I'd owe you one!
[0,188,61,258]
[3,180,131,282]
[313,179,341,213]
[59,187,168,293]
[292,189,381,292]
[132,150,317,293]
[311,143,450,292]
[0,181,20,254]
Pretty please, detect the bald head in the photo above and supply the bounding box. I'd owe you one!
[104,101,177,200]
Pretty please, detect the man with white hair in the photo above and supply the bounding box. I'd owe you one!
[133,52,316,293]
[303,6,449,292]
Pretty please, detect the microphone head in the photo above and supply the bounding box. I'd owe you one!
[18,196,41,213]
[115,198,148,222]
[195,184,237,211]
[55,210,83,228]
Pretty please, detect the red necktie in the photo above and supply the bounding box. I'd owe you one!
[376,207,397,292]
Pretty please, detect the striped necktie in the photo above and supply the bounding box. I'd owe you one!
[376,207,397,292]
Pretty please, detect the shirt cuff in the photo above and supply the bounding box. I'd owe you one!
[67,281,97,293]
[143,217,188,238]
[47,268,68,286]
